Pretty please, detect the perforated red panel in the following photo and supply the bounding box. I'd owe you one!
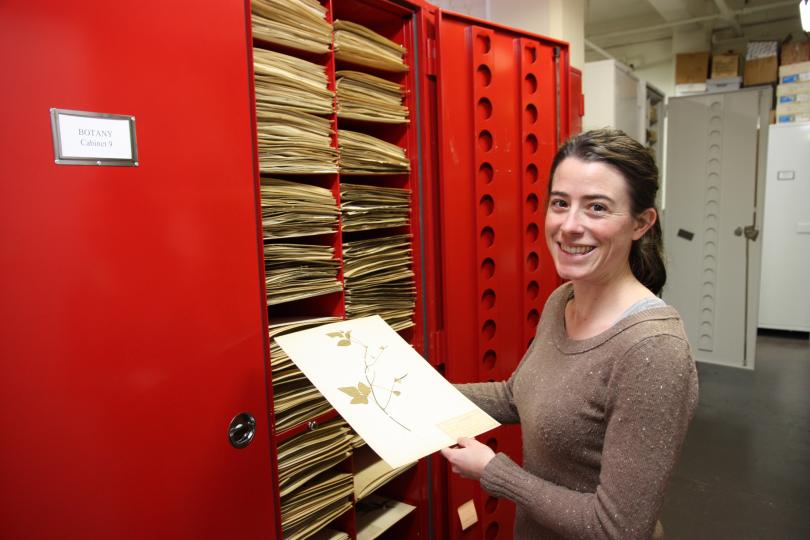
[432,10,567,540]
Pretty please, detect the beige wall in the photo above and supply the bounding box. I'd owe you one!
[488,0,585,69]
[431,0,586,69]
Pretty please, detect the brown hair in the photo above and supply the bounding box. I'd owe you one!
[548,128,666,295]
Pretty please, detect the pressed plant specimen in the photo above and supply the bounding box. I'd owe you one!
[328,330,410,431]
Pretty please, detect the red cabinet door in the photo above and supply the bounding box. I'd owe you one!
[0,1,277,538]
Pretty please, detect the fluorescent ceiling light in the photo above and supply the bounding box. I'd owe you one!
[802,0,810,32]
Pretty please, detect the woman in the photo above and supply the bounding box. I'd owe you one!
[441,129,698,540]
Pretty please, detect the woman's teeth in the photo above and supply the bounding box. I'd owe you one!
[561,244,594,255]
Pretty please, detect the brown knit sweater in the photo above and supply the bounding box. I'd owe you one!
[457,283,699,540]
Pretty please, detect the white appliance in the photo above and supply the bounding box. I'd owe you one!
[758,122,810,333]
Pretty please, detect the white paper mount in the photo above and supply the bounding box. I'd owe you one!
[275,315,500,468]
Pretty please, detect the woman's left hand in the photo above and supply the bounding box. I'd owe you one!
[440,437,496,481]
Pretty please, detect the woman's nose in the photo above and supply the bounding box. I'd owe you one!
[560,208,584,234]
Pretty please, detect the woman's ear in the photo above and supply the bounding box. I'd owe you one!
[632,208,657,240]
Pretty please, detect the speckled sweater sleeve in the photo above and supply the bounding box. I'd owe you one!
[453,339,538,424]
[479,335,698,540]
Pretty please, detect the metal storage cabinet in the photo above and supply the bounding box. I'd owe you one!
[758,122,810,333]
[0,1,278,538]
[663,88,771,369]
[430,9,568,539]
[0,0,569,538]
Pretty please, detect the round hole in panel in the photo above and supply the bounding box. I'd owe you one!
[479,162,494,185]
[526,163,539,184]
[524,73,538,94]
[480,194,495,216]
[485,496,499,514]
[706,214,718,229]
[525,133,538,154]
[701,294,715,310]
[707,158,721,173]
[710,101,722,111]
[481,258,495,279]
[704,254,716,267]
[482,289,496,309]
[699,335,713,349]
[701,307,713,319]
[705,228,718,244]
[483,349,496,369]
[710,116,722,129]
[705,241,717,257]
[527,252,539,271]
[701,282,715,297]
[708,144,721,158]
[485,522,500,540]
[526,222,539,242]
[700,321,713,334]
[526,193,539,213]
[481,226,495,248]
[477,97,493,121]
[525,103,538,125]
[707,186,720,200]
[482,319,496,340]
[475,34,492,54]
[478,130,493,152]
[706,200,719,214]
[477,64,493,86]
[523,46,537,64]
[485,437,498,452]
[703,268,716,282]
[527,281,539,299]
[527,308,539,327]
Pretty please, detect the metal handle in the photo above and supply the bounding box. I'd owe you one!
[734,225,759,241]
[228,412,256,449]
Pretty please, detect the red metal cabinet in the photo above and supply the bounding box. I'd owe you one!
[570,66,585,135]
[0,1,568,539]
[0,1,277,538]
[419,7,569,539]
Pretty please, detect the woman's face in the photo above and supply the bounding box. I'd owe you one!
[545,157,654,287]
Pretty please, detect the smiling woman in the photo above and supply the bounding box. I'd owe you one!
[442,129,698,540]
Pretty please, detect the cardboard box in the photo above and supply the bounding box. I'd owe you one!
[779,61,810,84]
[777,112,810,124]
[707,76,742,93]
[711,54,740,78]
[676,52,710,84]
[777,80,810,97]
[675,82,707,96]
[746,41,778,60]
[743,56,778,86]
[775,100,810,116]
[781,42,810,66]
[778,93,810,105]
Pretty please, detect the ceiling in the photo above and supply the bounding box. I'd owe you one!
[585,0,806,55]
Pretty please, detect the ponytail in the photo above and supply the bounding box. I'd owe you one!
[630,219,666,296]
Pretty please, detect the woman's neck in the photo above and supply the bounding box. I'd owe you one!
[565,271,653,340]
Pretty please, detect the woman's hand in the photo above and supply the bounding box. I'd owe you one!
[440,437,496,481]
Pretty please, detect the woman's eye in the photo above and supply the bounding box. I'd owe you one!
[590,203,607,213]
[550,199,567,209]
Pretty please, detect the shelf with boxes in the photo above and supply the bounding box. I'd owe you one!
[248,0,428,538]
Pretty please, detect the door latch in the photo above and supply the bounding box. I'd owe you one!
[734,225,759,241]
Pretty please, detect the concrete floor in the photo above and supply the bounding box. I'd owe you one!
[660,333,810,539]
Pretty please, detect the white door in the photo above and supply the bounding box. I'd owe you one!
[663,88,770,369]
